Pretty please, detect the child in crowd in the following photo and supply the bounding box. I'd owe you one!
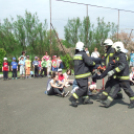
[58,69,65,82]
[25,55,31,79]
[52,55,58,71]
[19,57,25,79]
[38,57,42,76]
[63,69,73,87]
[47,56,52,77]
[57,56,64,69]
[46,72,66,97]
[130,67,134,85]
[2,57,9,80]
[41,57,47,77]
[58,68,70,96]
[33,56,39,77]
[11,57,18,80]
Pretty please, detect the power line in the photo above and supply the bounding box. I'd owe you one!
[56,0,134,13]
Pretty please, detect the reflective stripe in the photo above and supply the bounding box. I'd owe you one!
[130,97,134,101]
[117,76,129,80]
[82,96,89,99]
[118,91,122,93]
[93,62,96,65]
[102,91,108,96]
[115,67,121,73]
[75,72,91,79]
[104,53,107,57]
[73,56,82,60]
[108,96,113,101]
[106,55,109,66]
[113,75,117,79]
[102,63,105,65]
[116,57,119,61]
[110,53,114,57]
[73,93,79,99]
[113,75,129,80]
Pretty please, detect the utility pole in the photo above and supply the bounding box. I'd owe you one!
[117,9,120,40]
[49,0,52,55]
[86,5,88,47]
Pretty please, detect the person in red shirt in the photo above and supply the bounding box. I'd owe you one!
[58,68,65,82]
[2,57,9,80]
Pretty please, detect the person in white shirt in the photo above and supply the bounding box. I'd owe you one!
[85,47,90,57]
[91,47,100,58]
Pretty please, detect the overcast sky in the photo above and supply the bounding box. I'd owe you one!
[1,0,134,38]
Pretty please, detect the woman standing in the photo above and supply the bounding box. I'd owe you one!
[42,51,49,61]
[18,51,26,61]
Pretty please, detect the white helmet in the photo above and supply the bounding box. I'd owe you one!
[4,57,7,60]
[113,42,128,53]
[103,39,113,46]
[75,42,84,51]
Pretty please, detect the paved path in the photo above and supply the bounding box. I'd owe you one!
[0,77,134,134]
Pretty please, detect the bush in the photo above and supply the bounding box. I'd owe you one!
[0,48,6,69]
[60,54,73,69]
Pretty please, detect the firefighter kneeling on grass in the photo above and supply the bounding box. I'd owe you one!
[100,42,134,109]
[69,42,96,107]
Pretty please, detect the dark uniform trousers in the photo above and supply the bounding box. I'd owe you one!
[75,78,88,97]
[99,77,118,100]
[70,78,89,101]
[109,80,134,98]
[104,79,134,106]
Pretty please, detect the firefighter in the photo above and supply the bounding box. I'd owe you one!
[95,39,122,101]
[69,42,95,107]
[101,42,134,108]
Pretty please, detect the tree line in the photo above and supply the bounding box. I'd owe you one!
[0,10,119,59]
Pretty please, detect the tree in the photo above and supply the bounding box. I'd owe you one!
[64,17,118,56]
[0,18,20,57]
[64,17,81,46]
[0,48,6,69]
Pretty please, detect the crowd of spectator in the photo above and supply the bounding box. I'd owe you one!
[2,51,64,80]
[2,48,134,97]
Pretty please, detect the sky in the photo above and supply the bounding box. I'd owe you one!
[1,0,134,39]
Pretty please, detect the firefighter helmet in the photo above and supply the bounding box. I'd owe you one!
[103,39,113,46]
[75,42,85,51]
[113,42,128,53]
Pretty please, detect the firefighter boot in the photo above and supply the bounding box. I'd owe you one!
[101,96,113,108]
[128,98,134,109]
[69,95,78,107]
[97,91,108,102]
[82,96,93,105]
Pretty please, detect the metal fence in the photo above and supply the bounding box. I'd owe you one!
[50,0,134,41]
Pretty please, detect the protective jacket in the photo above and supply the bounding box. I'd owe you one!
[73,51,95,79]
[103,46,115,67]
[113,52,129,81]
